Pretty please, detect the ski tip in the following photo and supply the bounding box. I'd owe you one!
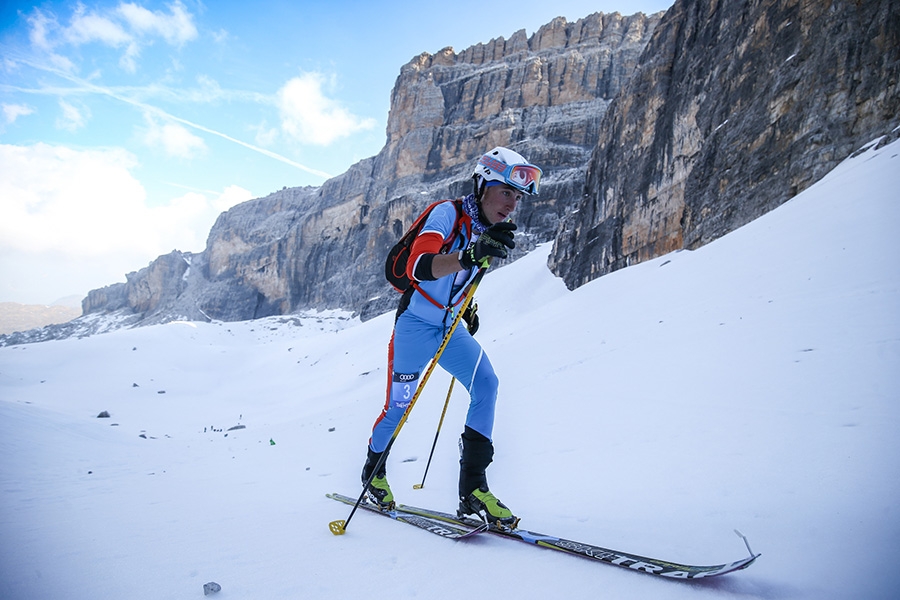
[329,520,347,536]
[734,529,756,558]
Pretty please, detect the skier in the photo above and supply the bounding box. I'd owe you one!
[361,147,542,527]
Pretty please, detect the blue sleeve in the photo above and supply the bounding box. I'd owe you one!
[419,201,457,241]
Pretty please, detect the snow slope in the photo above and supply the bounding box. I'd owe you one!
[1,137,899,599]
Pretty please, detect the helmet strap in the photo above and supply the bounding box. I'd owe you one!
[472,175,486,201]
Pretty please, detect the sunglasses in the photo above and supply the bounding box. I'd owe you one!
[479,156,543,195]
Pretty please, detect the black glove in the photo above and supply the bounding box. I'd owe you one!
[459,222,517,269]
[462,301,479,335]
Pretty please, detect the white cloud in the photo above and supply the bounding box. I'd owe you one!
[253,121,279,147]
[0,143,251,302]
[56,99,89,131]
[191,75,224,102]
[213,185,253,212]
[26,9,57,51]
[2,103,35,125]
[277,72,376,146]
[59,4,139,74]
[119,41,142,73]
[141,113,206,158]
[0,143,150,257]
[64,6,131,47]
[25,1,198,73]
[117,1,198,46]
[212,28,229,44]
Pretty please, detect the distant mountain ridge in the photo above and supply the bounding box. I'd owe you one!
[3,0,898,347]
[0,302,81,336]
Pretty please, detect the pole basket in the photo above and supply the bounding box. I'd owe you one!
[329,520,347,535]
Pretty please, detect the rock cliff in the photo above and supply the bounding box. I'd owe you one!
[548,0,900,287]
[80,11,662,325]
[7,0,898,346]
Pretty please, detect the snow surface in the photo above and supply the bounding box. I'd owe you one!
[2,138,899,599]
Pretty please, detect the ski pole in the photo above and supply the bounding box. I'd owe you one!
[329,265,488,535]
[413,377,455,490]
[413,294,480,489]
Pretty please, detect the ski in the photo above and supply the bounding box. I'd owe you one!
[327,493,487,540]
[395,502,760,579]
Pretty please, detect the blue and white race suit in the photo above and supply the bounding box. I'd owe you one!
[369,200,500,453]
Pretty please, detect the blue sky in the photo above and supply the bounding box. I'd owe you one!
[0,0,672,306]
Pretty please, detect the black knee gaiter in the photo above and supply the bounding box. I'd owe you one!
[458,426,494,498]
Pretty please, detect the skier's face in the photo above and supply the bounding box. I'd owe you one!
[480,184,522,225]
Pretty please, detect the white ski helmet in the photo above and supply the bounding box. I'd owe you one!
[472,147,542,196]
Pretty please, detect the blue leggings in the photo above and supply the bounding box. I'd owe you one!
[369,311,499,453]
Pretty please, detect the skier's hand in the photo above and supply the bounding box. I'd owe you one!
[462,301,479,335]
[460,222,517,269]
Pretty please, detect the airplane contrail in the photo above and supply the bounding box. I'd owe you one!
[3,51,334,180]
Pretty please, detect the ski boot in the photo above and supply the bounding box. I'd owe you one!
[365,474,395,510]
[459,485,519,529]
[362,447,394,510]
[457,426,519,529]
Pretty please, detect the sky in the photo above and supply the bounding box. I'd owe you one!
[0,0,673,306]
[1,136,898,598]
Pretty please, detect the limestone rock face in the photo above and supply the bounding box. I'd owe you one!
[82,250,189,317]
[548,0,900,288]
[57,0,899,339]
[75,11,662,326]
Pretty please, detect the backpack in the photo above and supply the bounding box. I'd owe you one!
[385,199,464,293]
